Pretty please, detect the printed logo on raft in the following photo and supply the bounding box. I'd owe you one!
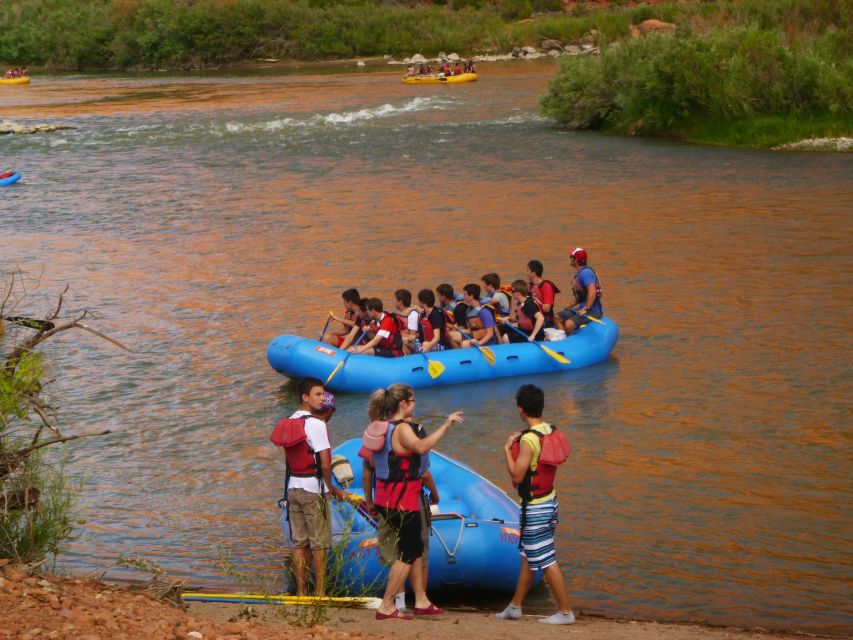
[500,526,520,544]
[315,346,336,356]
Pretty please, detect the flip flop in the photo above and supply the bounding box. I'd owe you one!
[375,610,413,620]
[413,604,445,616]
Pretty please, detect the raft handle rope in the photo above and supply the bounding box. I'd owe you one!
[431,514,465,564]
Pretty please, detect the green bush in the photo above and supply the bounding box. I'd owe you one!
[541,25,852,142]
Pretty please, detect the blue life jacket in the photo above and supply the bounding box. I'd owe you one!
[373,420,430,482]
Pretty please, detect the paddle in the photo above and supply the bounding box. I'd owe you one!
[3,316,55,331]
[420,351,445,379]
[318,310,333,341]
[503,323,571,365]
[455,327,496,367]
[324,331,367,385]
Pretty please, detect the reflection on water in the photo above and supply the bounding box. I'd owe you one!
[1,61,851,635]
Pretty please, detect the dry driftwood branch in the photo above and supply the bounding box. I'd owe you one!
[7,312,133,366]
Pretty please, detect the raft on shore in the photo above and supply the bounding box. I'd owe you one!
[403,72,477,84]
[267,317,618,393]
[280,438,535,594]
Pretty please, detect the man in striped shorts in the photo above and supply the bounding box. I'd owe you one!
[497,384,575,625]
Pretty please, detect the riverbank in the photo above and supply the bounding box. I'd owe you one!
[1,565,832,640]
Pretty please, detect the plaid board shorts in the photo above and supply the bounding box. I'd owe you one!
[520,497,559,571]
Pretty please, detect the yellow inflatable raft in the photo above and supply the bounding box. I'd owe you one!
[403,72,477,85]
[0,77,30,85]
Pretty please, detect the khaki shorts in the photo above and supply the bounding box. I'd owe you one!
[378,493,430,566]
[287,488,331,550]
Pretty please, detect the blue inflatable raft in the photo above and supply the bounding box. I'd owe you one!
[0,172,21,186]
[280,438,536,594]
[268,317,618,393]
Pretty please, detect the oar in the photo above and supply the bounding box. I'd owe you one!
[3,316,55,331]
[324,331,367,385]
[503,323,571,365]
[181,592,382,609]
[317,310,333,341]
[456,328,495,367]
[421,352,445,379]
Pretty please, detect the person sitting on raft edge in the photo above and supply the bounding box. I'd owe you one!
[348,297,403,357]
[498,279,545,344]
[557,247,603,335]
[456,283,498,349]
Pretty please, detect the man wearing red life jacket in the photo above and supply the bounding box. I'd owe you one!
[527,259,560,328]
[269,377,344,597]
[349,298,403,357]
[498,384,575,625]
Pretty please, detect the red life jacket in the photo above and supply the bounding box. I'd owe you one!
[269,416,321,479]
[377,313,402,353]
[418,309,435,343]
[530,279,561,320]
[510,425,571,503]
[515,296,543,333]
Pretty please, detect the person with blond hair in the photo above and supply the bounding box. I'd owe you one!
[366,384,463,620]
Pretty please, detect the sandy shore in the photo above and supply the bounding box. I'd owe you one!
[0,561,830,640]
[191,601,827,640]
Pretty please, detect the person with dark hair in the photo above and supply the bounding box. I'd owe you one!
[394,289,420,355]
[349,298,402,357]
[416,288,447,353]
[527,259,560,328]
[435,283,461,327]
[453,283,497,349]
[498,384,575,625]
[499,280,545,344]
[270,377,344,597]
[323,288,363,347]
[557,247,603,335]
[481,272,512,319]
[338,296,375,350]
[366,384,463,619]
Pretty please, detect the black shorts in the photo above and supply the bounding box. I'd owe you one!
[557,308,602,326]
[377,507,424,565]
[374,347,402,358]
[498,325,544,343]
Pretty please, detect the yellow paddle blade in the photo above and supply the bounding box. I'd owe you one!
[479,345,496,366]
[325,359,345,385]
[540,344,571,365]
[585,315,604,325]
[427,359,446,379]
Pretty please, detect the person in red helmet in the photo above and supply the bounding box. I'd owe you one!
[557,247,603,335]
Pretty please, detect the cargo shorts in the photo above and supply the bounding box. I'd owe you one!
[287,488,331,550]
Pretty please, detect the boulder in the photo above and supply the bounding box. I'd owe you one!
[540,39,562,51]
[548,49,561,57]
[447,52,460,61]
[521,46,538,55]
[512,46,522,58]
[639,19,676,34]
[564,45,581,55]
[410,53,428,64]
[438,51,447,59]
[356,60,365,67]
[581,43,595,51]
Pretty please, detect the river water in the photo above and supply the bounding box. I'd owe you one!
[1,61,851,634]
